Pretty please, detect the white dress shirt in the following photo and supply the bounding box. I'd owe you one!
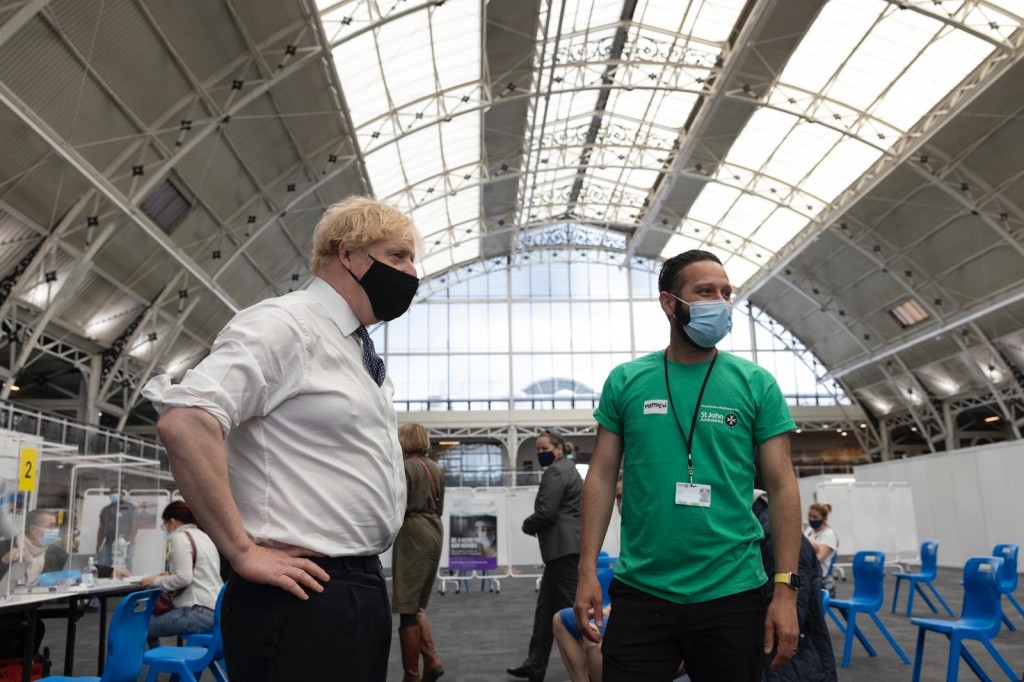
[155,524,223,609]
[143,277,406,556]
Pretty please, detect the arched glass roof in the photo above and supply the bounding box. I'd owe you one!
[316,0,1023,285]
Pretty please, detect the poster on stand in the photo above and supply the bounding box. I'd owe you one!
[448,495,498,571]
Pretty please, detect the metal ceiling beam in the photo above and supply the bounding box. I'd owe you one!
[129,46,323,203]
[305,0,375,195]
[626,0,780,259]
[826,278,1024,381]
[0,219,119,400]
[0,0,50,47]
[0,80,241,312]
[740,30,1024,301]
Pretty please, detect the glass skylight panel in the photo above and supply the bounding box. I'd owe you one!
[726,109,794,172]
[760,122,844,188]
[687,184,742,225]
[721,254,760,288]
[869,30,991,130]
[322,0,482,280]
[780,1,880,95]
[721,195,776,239]
[661,232,705,258]
[749,208,818,252]
[799,138,883,201]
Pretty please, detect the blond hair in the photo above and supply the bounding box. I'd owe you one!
[311,196,419,275]
[399,423,431,459]
[809,502,831,520]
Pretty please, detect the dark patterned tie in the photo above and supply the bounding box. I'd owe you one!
[354,325,386,386]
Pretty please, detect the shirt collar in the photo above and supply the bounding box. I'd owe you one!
[307,276,361,337]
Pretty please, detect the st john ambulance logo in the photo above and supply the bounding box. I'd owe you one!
[725,413,738,427]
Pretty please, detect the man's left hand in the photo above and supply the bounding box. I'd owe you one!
[763,592,800,670]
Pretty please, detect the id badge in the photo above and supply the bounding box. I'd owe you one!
[675,482,711,507]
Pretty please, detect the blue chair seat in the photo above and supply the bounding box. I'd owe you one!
[911,556,1017,682]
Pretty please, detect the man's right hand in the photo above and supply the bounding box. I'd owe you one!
[231,543,330,599]
[574,572,605,643]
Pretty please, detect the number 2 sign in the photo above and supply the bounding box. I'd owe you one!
[18,447,38,493]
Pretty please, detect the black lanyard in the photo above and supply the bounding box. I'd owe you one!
[663,349,718,485]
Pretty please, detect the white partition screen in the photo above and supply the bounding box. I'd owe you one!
[815,482,919,561]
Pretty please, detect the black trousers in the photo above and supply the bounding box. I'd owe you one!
[602,579,767,682]
[222,556,390,681]
[526,553,579,678]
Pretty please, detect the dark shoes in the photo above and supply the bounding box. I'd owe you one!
[506,664,543,681]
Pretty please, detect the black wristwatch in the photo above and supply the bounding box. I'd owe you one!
[773,572,800,590]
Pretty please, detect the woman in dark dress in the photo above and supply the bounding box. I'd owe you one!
[393,423,446,682]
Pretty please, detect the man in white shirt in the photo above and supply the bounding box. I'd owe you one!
[143,197,421,681]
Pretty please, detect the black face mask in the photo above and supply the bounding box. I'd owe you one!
[351,255,419,321]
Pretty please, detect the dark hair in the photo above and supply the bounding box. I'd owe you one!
[538,429,567,454]
[162,500,197,526]
[658,250,722,293]
[26,509,54,528]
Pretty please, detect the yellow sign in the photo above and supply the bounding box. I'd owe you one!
[18,447,38,493]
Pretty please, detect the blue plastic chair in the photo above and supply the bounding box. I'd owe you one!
[993,543,1024,631]
[827,550,910,668]
[892,541,954,618]
[39,588,160,682]
[597,558,616,607]
[142,584,227,682]
[911,556,1017,682]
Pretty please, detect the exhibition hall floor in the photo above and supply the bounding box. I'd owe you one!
[35,565,1024,681]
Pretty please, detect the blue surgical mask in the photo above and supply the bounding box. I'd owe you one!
[809,519,824,530]
[672,296,732,348]
[109,494,120,504]
[537,450,556,468]
[39,528,60,546]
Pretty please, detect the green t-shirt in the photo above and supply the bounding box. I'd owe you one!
[594,350,795,604]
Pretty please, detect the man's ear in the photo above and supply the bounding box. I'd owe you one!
[658,292,676,319]
[338,244,356,271]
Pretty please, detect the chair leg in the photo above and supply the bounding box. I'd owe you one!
[1001,612,1016,631]
[870,612,910,664]
[915,583,938,614]
[826,607,847,634]
[979,635,1019,680]
[211,661,229,682]
[853,622,877,657]
[1005,592,1024,620]
[945,634,962,682]
[911,628,926,682]
[906,579,917,617]
[841,610,855,668]
[892,576,903,614]
[958,641,990,681]
[925,581,954,617]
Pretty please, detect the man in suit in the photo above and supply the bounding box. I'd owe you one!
[508,430,582,682]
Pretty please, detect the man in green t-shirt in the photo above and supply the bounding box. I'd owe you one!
[574,250,802,681]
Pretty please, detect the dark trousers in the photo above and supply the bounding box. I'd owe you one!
[526,553,579,678]
[222,556,390,681]
[602,579,766,682]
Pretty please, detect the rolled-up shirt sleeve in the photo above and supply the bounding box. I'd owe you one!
[142,305,310,436]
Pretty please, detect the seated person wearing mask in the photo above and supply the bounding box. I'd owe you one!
[0,509,67,586]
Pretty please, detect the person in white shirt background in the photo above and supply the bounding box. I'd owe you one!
[141,500,223,648]
[803,503,838,578]
[143,196,422,682]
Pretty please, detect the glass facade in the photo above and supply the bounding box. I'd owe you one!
[374,254,849,411]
